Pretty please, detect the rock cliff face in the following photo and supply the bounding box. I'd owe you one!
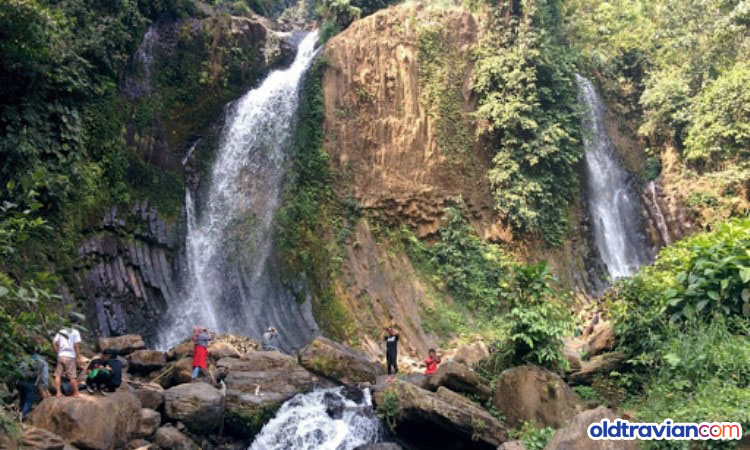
[322,4,504,240]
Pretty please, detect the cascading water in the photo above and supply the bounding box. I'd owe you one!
[250,387,383,450]
[576,75,652,280]
[158,32,321,350]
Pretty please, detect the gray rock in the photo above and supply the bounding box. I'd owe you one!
[164,382,225,434]
[424,361,492,401]
[128,350,167,374]
[127,380,165,410]
[98,335,146,355]
[154,426,199,450]
[298,336,384,384]
[138,408,161,438]
[545,407,637,450]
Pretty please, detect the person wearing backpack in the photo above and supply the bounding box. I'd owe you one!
[53,315,82,397]
[17,351,50,418]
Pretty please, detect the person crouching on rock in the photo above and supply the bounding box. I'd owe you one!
[192,326,215,383]
[381,326,399,381]
[53,315,82,398]
[83,349,121,395]
[262,326,279,351]
[423,348,442,376]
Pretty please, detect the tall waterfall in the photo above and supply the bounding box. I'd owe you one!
[576,75,651,280]
[158,32,321,350]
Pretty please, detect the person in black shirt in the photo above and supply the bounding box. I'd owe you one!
[83,349,122,395]
[381,326,399,379]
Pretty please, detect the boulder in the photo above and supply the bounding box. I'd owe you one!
[545,406,637,450]
[323,391,345,419]
[493,365,582,429]
[127,380,165,410]
[453,341,490,368]
[126,439,155,450]
[156,358,193,388]
[221,355,316,438]
[424,361,492,401]
[568,352,626,385]
[208,342,241,361]
[138,408,161,438]
[29,391,141,450]
[164,382,224,434]
[170,342,194,359]
[298,336,384,384]
[562,338,589,371]
[586,322,614,356]
[354,444,403,450]
[21,426,75,450]
[373,380,507,449]
[154,426,199,450]
[128,350,167,374]
[98,335,146,355]
[499,441,527,450]
[341,385,365,404]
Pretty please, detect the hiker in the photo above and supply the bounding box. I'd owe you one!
[192,326,214,382]
[423,348,442,376]
[53,316,82,397]
[82,349,121,394]
[261,327,279,351]
[17,351,50,419]
[381,326,399,379]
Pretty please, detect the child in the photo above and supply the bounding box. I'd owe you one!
[423,349,441,375]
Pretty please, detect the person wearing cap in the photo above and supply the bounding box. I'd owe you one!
[261,327,279,351]
[52,314,82,397]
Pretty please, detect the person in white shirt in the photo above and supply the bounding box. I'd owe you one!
[52,314,82,397]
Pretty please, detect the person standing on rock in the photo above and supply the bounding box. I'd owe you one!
[262,327,279,351]
[53,315,82,398]
[192,326,215,383]
[381,326,399,380]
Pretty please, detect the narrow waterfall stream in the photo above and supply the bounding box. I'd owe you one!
[575,75,652,280]
[158,32,321,350]
[250,387,383,450]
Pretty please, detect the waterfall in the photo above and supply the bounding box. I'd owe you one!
[575,75,651,280]
[158,32,321,350]
[645,180,673,246]
[249,387,383,450]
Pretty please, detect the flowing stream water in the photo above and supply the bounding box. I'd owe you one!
[576,75,652,280]
[158,32,321,350]
[250,387,383,450]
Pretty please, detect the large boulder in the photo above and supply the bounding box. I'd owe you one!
[164,382,224,434]
[586,322,615,357]
[208,342,241,361]
[499,441,527,450]
[373,380,507,449]
[137,408,161,438]
[127,380,165,410]
[424,361,492,401]
[219,352,316,438]
[298,336,383,384]
[568,352,626,385]
[154,426,199,450]
[29,392,141,450]
[98,335,146,355]
[452,342,490,368]
[545,406,637,450]
[493,365,582,429]
[128,350,167,374]
[562,338,589,372]
[21,426,76,450]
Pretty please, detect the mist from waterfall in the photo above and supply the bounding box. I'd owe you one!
[576,74,652,280]
[158,32,321,350]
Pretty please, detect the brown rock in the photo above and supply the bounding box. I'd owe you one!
[562,338,589,371]
[127,380,165,410]
[424,361,492,401]
[373,380,507,448]
[298,336,383,384]
[494,365,582,429]
[586,322,615,356]
[171,342,194,359]
[154,426,199,450]
[545,406,637,450]
[164,382,224,434]
[29,392,141,450]
[568,352,626,385]
[98,335,146,355]
[128,350,167,373]
[498,441,527,450]
[138,408,161,438]
[452,341,490,368]
[218,350,298,372]
[21,426,74,450]
[125,438,155,450]
[208,342,241,361]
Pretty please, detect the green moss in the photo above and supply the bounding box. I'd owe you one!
[224,403,282,439]
[307,354,338,376]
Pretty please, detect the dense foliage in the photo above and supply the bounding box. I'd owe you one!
[472,0,582,246]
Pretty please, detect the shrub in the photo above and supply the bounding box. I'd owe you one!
[509,421,557,450]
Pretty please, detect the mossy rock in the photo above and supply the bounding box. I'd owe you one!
[224,402,281,439]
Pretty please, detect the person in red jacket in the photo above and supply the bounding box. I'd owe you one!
[423,349,441,375]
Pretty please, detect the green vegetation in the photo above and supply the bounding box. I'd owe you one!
[472,0,582,246]
[224,403,282,438]
[377,390,400,431]
[509,421,556,450]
